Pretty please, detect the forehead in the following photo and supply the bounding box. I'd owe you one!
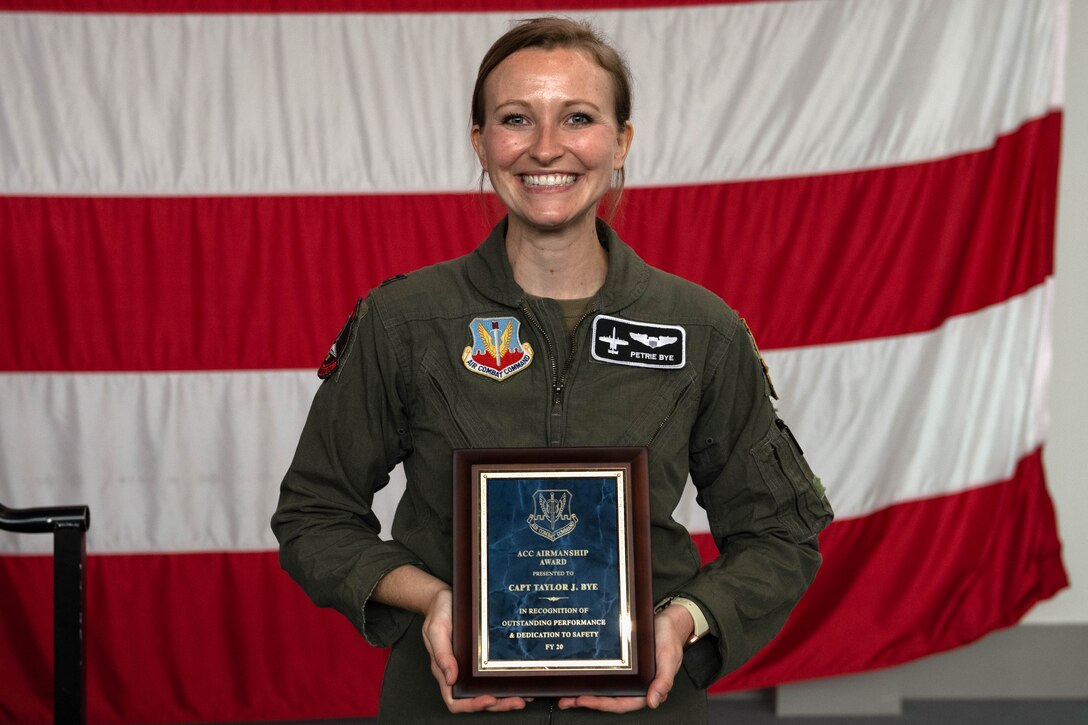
[483,46,615,109]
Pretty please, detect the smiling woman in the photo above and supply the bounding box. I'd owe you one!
[272,16,832,724]
[470,46,633,276]
[470,18,634,210]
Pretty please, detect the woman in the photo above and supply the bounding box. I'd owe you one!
[273,17,832,723]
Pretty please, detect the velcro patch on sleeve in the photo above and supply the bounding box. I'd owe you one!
[317,299,363,379]
[590,314,686,369]
[741,317,778,400]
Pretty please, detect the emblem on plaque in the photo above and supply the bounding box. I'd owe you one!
[462,316,534,381]
[528,489,578,542]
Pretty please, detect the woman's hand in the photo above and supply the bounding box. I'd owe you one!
[373,565,528,714]
[420,586,530,714]
[556,602,694,713]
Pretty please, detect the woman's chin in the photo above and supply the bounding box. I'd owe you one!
[509,208,597,235]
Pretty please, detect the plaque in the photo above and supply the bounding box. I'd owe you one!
[452,447,654,698]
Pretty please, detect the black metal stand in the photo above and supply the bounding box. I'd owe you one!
[1,502,89,725]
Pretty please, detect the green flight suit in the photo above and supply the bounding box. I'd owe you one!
[272,217,833,722]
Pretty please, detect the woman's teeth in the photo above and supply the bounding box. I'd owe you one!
[521,174,576,187]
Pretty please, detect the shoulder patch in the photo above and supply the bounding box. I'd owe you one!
[317,299,364,379]
[741,318,778,399]
[590,314,685,369]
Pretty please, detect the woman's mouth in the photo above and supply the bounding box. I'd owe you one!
[520,173,577,188]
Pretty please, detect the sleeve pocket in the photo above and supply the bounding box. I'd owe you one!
[751,421,833,542]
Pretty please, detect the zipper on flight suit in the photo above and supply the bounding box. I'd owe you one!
[520,302,596,446]
[645,377,695,448]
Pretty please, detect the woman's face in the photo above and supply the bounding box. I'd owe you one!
[471,47,633,238]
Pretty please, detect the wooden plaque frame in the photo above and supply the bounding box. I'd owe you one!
[451,447,654,698]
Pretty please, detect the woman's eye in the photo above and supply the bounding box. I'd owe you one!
[568,113,593,125]
[501,114,528,126]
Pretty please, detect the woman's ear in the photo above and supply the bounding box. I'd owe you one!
[614,121,634,170]
[471,125,487,172]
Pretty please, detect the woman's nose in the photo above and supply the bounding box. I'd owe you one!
[529,125,563,164]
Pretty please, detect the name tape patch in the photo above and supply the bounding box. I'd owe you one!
[590,314,686,369]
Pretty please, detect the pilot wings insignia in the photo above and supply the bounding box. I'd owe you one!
[462,316,534,381]
[630,333,678,349]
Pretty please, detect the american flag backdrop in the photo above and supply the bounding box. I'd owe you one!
[0,1,1069,722]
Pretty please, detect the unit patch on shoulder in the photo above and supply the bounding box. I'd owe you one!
[741,317,778,400]
[317,300,363,380]
[461,316,534,381]
[590,314,686,369]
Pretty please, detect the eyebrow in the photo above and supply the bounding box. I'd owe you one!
[493,99,604,113]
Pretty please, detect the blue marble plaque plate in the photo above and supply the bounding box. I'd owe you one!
[481,472,626,668]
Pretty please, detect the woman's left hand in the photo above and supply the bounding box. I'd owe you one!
[556,602,694,713]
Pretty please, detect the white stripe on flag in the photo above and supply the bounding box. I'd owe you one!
[0,370,318,554]
[672,282,1052,530]
[0,281,1050,554]
[0,0,1061,195]
[679,279,1052,527]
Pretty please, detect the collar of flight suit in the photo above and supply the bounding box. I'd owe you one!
[465,216,652,313]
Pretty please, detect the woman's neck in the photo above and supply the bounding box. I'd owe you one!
[505,216,607,300]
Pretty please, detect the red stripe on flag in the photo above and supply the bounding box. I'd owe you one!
[711,447,1069,693]
[0,193,491,373]
[0,449,1066,723]
[620,112,1060,348]
[0,0,774,13]
[0,113,1058,372]
[0,551,388,725]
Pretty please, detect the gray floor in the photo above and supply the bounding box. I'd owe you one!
[239,694,1088,724]
[710,694,1088,724]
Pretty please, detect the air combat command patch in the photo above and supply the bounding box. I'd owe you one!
[461,316,534,381]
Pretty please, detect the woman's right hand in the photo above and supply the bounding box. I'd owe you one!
[374,565,528,714]
[421,586,530,713]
